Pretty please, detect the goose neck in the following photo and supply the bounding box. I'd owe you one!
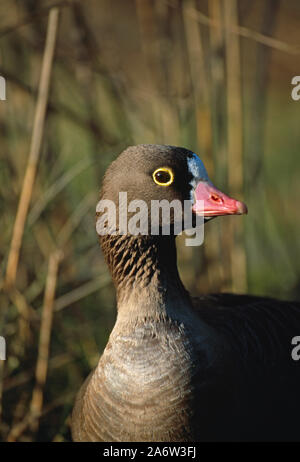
[99,233,190,317]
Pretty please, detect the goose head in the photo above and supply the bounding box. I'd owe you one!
[97,144,247,238]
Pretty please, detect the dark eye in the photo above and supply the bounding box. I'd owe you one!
[152,168,174,186]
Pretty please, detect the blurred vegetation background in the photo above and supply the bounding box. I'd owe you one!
[0,0,300,442]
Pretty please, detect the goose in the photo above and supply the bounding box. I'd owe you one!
[72,144,300,442]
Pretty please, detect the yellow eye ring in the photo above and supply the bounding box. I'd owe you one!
[152,167,174,186]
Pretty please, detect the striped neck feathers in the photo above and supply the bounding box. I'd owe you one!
[99,233,191,319]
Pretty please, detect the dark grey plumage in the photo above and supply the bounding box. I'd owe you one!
[72,145,300,442]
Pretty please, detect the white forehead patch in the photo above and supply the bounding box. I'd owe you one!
[187,153,209,202]
[187,153,209,181]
